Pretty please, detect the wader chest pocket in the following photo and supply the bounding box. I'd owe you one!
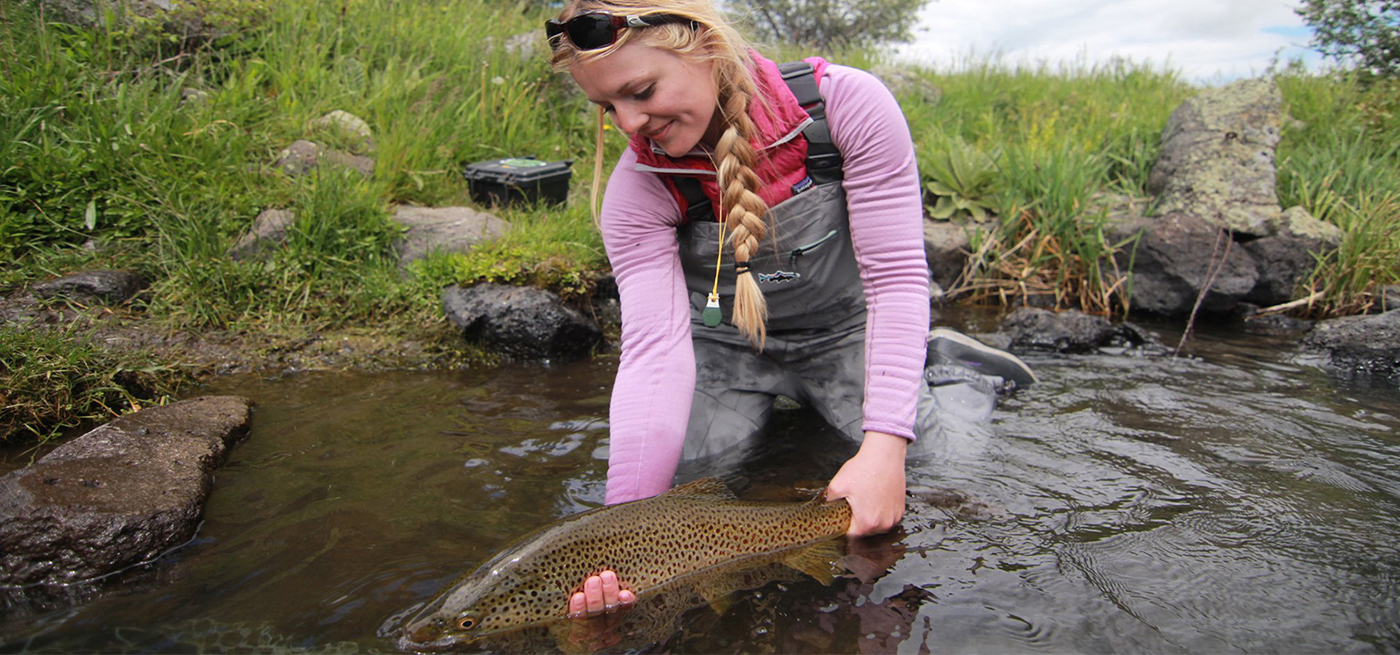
[787,229,839,267]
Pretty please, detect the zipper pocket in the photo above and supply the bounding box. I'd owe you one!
[788,229,839,266]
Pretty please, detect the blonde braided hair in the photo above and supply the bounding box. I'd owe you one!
[550,0,773,350]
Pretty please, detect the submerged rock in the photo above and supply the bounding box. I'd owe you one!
[442,283,602,361]
[1001,307,1160,354]
[0,396,253,587]
[1302,310,1400,388]
[31,270,147,306]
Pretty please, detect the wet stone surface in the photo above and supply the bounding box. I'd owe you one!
[0,396,253,586]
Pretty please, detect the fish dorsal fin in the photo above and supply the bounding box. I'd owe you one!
[663,477,737,499]
[782,540,845,586]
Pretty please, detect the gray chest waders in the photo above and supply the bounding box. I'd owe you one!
[662,63,993,464]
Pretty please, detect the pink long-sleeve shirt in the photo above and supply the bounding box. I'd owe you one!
[600,61,930,505]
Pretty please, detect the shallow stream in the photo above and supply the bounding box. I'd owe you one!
[2,315,1398,653]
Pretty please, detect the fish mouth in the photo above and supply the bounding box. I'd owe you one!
[396,634,461,653]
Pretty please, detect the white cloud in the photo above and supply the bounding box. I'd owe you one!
[896,0,1321,84]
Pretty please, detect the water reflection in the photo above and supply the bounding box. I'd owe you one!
[2,323,1398,653]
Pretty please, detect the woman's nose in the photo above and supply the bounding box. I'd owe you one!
[611,103,647,135]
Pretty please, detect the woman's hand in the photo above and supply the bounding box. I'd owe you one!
[825,430,908,536]
[568,570,636,619]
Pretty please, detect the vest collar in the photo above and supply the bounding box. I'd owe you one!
[630,50,816,170]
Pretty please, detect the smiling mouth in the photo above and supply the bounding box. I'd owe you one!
[648,121,672,140]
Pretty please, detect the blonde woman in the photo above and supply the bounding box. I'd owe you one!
[547,0,1034,618]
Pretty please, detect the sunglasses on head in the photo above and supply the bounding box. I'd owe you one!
[545,11,692,51]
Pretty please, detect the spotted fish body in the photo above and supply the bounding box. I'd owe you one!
[398,477,851,651]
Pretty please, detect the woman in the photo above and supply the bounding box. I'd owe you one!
[545,0,1034,618]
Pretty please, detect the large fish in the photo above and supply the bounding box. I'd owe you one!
[393,477,852,652]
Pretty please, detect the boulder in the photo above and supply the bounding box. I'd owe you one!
[1302,310,1400,388]
[1001,307,1159,354]
[274,140,374,178]
[31,270,146,305]
[442,283,602,361]
[922,219,984,292]
[0,396,253,586]
[1147,78,1284,237]
[391,206,509,266]
[1109,212,1259,316]
[1241,206,1342,305]
[36,0,238,40]
[228,208,296,260]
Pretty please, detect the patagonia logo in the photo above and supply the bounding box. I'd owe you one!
[791,176,814,195]
[758,270,801,284]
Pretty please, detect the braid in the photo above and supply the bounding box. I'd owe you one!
[550,0,775,349]
[713,60,770,350]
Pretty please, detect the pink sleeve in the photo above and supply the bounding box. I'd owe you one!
[598,148,696,504]
[822,65,931,441]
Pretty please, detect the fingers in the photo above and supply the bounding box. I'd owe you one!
[568,570,636,620]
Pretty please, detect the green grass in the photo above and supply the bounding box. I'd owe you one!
[0,324,187,445]
[895,58,1189,314]
[2,0,1399,443]
[1275,70,1400,314]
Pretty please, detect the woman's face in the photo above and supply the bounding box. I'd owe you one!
[570,43,721,157]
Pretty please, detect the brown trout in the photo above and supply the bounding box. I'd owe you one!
[395,477,851,652]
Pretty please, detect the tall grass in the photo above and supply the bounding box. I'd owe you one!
[2,0,1395,333]
[1275,70,1400,315]
[2,0,608,333]
[895,58,1188,314]
[0,324,186,445]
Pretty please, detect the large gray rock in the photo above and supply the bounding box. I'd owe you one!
[1302,310,1400,388]
[32,270,146,305]
[1001,307,1159,354]
[37,0,226,38]
[392,206,509,266]
[1242,206,1342,305]
[0,396,252,586]
[1147,78,1285,237]
[1110,212,1259,316]
[442,283,602,361]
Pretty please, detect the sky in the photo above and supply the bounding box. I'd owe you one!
[895,0,1324,84]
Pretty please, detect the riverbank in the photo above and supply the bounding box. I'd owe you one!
[3,0,1397,445]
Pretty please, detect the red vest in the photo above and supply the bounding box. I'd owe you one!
[628,52,830,222]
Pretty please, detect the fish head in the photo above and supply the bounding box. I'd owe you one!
[398,555,562,651]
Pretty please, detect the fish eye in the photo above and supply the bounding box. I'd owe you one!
[458,616,478,630]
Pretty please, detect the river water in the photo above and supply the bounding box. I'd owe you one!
[2,315,1398,653]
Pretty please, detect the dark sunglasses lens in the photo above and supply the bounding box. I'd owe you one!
[568,14,618,50]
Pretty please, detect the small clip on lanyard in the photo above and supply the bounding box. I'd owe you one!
[702,219,727,328]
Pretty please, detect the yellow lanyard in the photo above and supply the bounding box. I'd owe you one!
[702,219,726,327]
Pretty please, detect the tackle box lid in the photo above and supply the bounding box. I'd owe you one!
[463,157,573,183]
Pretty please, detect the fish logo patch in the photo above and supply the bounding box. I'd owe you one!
[758,270,800,284]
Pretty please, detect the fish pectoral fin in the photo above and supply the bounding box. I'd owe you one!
[695,578,739,615]
[782,540,844,585]
[663,477,738,499]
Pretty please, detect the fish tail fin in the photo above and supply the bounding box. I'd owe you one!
[782,540,845,585]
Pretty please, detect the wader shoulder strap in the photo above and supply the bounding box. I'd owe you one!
[778,61,844,185]
[673,61,843,223]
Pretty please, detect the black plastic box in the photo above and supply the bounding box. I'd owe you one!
[463,157,573,207]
